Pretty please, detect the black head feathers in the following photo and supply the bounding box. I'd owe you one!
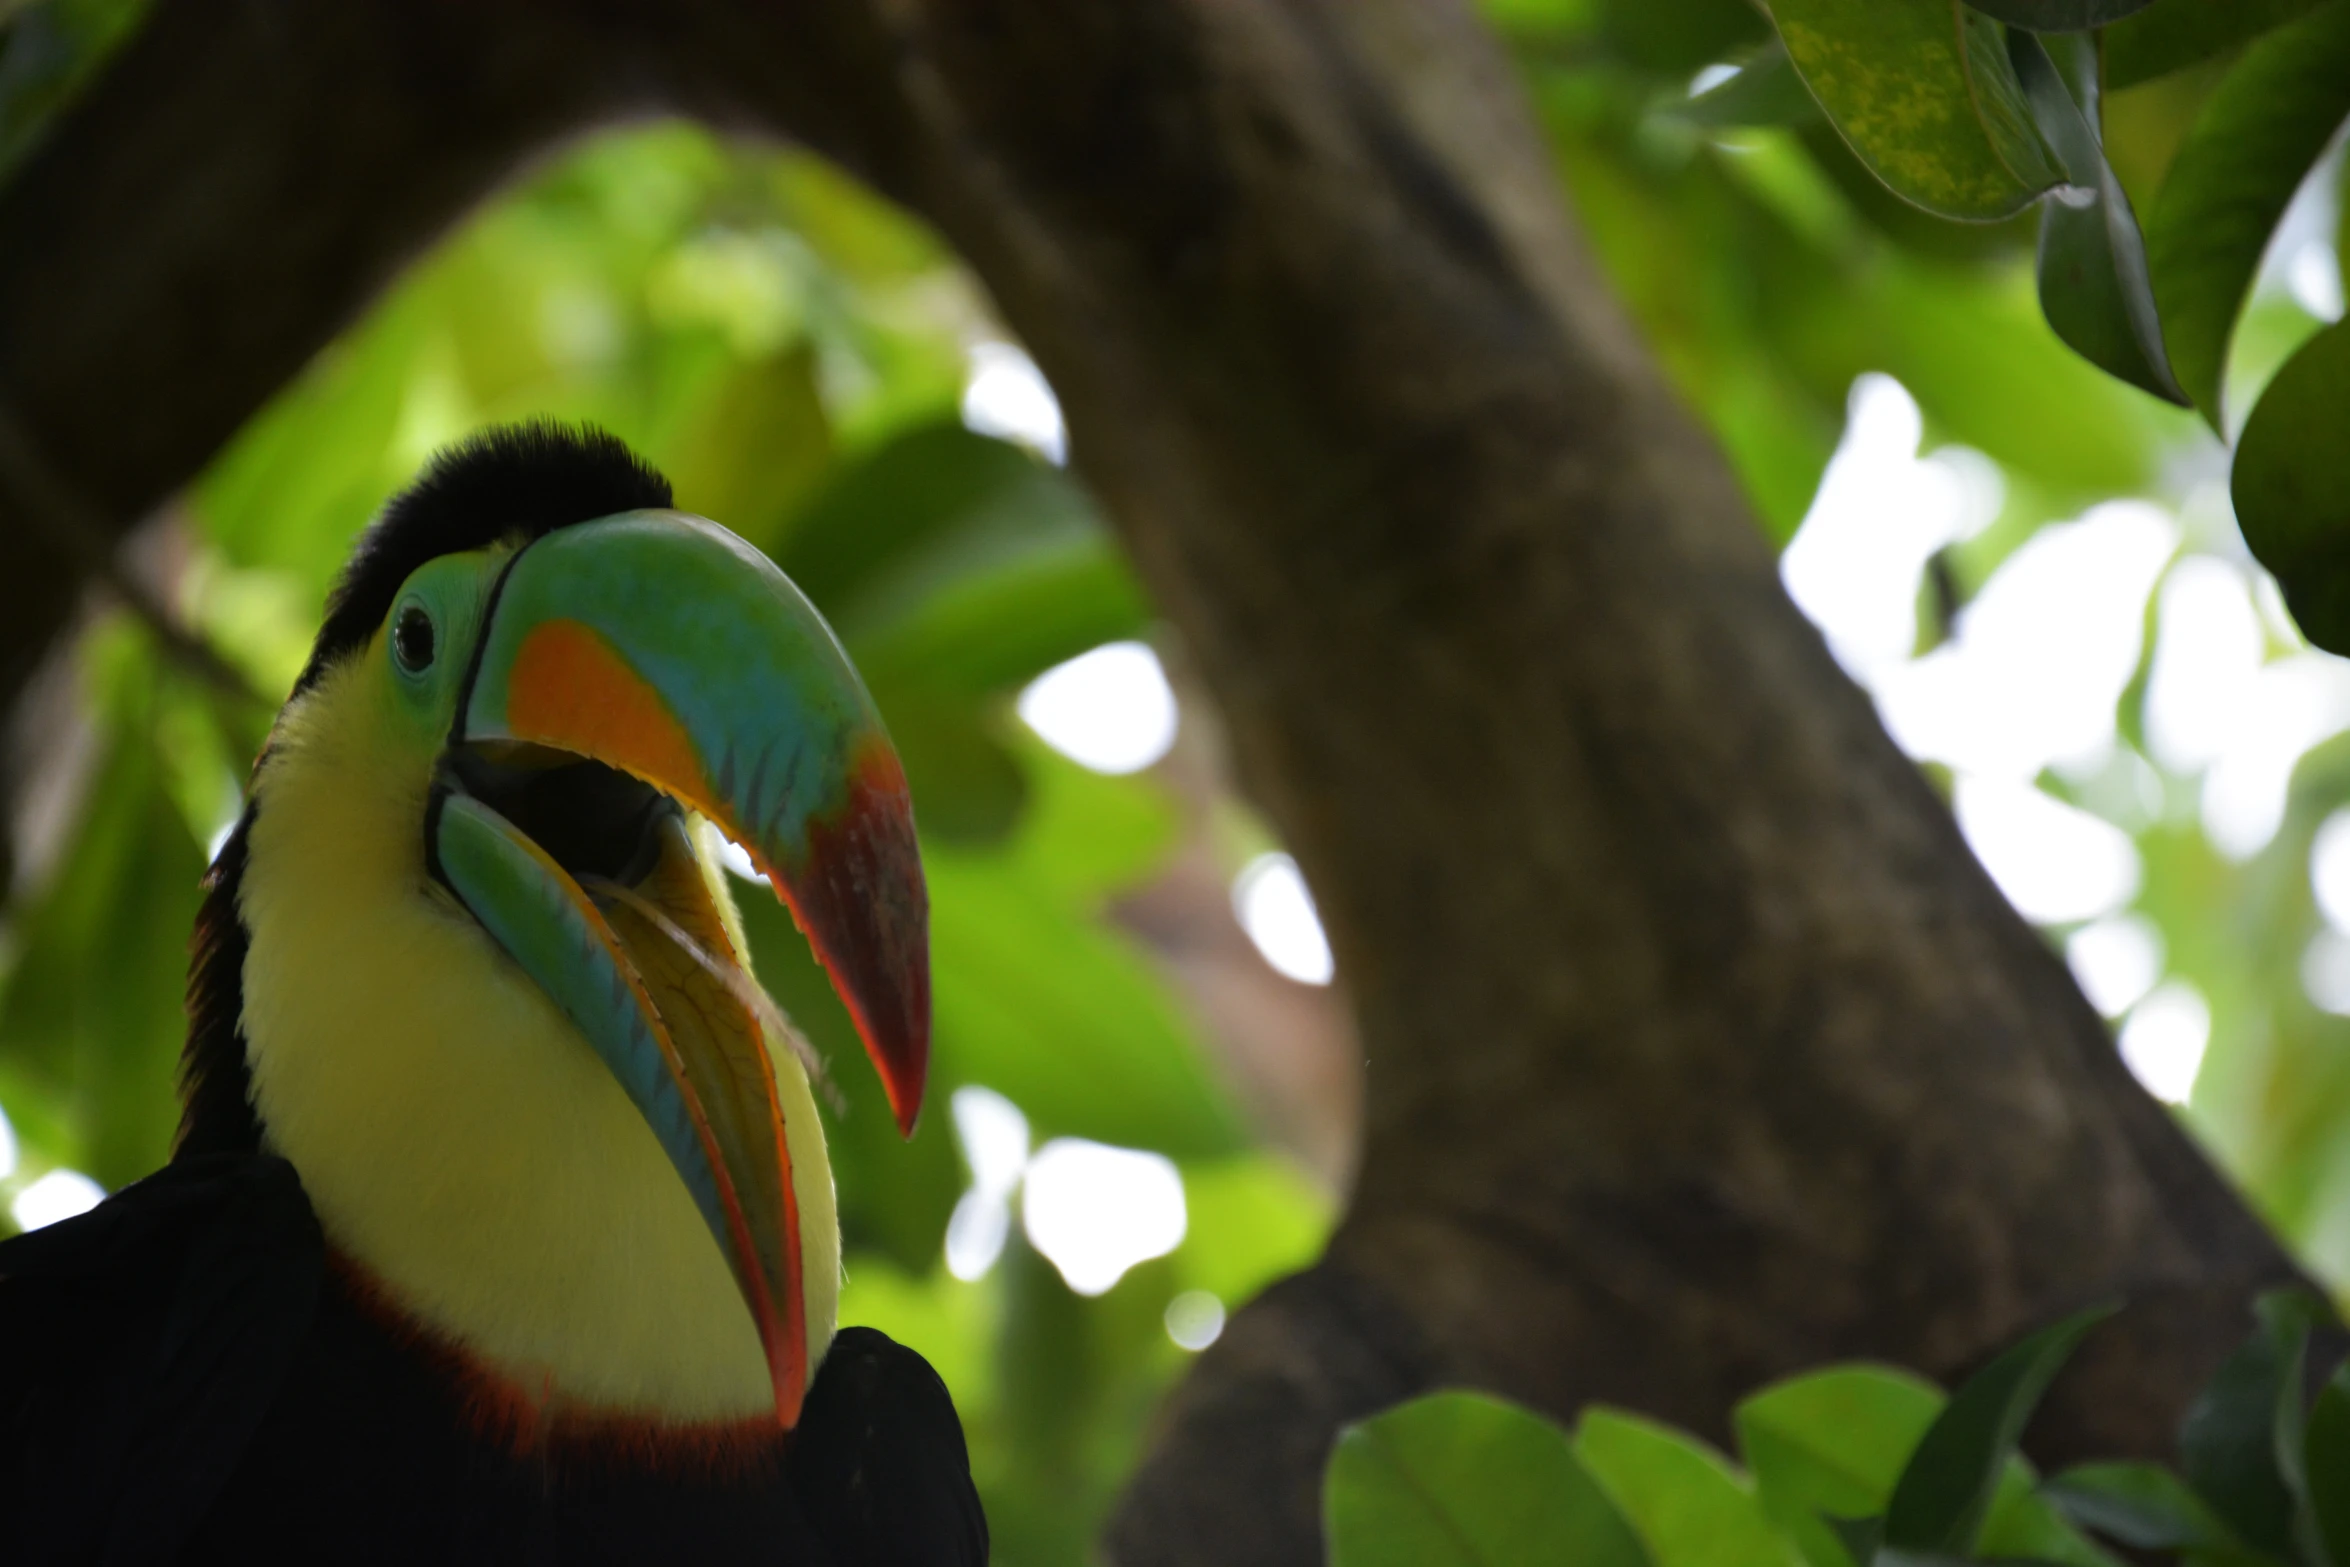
[292,423,670,696]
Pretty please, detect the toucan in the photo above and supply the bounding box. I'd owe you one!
[0,426,986,1563]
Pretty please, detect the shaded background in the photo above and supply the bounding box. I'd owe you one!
[1,0,2346,1560]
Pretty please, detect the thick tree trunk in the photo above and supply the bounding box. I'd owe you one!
[0,3,2304,1563]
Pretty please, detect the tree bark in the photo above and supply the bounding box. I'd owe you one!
[0,3,2305,1563]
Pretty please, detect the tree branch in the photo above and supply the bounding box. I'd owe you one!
[0,4,2306,1564]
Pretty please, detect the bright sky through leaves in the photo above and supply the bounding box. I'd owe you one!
[945,1085,1030,1282]
[10,1169,102,1232]
[2066,914,2164,1018]
[2118,981,2211,1104]
[1017,642,1179,775]
[1021,1138,1187,1296]
[1233,853,1335,986]
[961,341,1068,465]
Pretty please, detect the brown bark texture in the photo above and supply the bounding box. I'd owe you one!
[0,2,2306,1562]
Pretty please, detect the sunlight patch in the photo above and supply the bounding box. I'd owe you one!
[12,1168,102,1232]
[1233,852,1335,985]
[1022,1138,1187,1297]
[2118,981,2210,1106]
[1018,642,1178,775]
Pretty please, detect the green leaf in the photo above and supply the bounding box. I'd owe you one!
[2142,1,2350,428]
[1575,1407,1800,1567]
[2041,1462,2251,1555]
[2311,1364,2350,1566]
[1883,1306,2113,1555]
[1662,44,1823,131]
[1824,1513,1884,1567]
[1773,0,2063,221]
[1325,1392,1653,1567]
[2102,0,2327,90]
[774,422,1100,646]
[2179,1291,2329,1562]
[777,421,1147,704]
[2010,32,2188,403]
[1599,0,1772,73]
[660,344,834,558]
[1737,1365,1945,1567]
[2230,318,2350,654]
[869,687,1027,847]
[1964,0,2156,31]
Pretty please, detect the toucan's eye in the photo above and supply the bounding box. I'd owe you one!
[393,604,436,673]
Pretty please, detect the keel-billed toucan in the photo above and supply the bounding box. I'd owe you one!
[0,427,985,1563]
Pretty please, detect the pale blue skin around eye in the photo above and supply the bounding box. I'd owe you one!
[382,548,503,740]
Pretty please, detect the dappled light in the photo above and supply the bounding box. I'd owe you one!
[2065,914,2163,1020]
[1021,1138,1187,1297]
[961,341,1067,465]
[1162,1289,1224,1352]
[1016,641,1179,775]
[1231,853,1334,986]
[944,1085,1029,1282]
[2118,981,2211,1106]
[1954,778,2140,926]
[10,1168,101,1232]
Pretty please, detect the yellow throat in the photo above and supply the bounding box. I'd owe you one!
[235,652,840,1426]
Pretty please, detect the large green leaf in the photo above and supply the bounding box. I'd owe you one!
[1965,0,2155,30]
[2231,317,2350,654]
[2180,1292,2329,1562]
[1600,0,1771,72]
[1883,1307,2110,1555]
[926,842,1238,1158]
[2311,1363,2350,1565]
[1734,1361,2107,1567]
[1325,1392,1653,1567]
[2010,32,2186,403]
[2041,1462,2252,1556]
[1575,1407,1798,1567]
[779,420,1147,701]
[868,686,1028,847]
[659,344,834,558]
[1773,0,2062,221]
[1738,1366,1945,1567]
[2142,1,2350,428]
[2103,0,2327,90]
[0,652,209,1191]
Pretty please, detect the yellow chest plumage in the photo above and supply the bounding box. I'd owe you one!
[235,663,839,1424]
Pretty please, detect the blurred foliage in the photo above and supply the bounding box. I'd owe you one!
[1330,1295,2350,1566]
[4,0,2350,1560]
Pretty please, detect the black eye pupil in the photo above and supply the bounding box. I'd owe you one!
[394,606,435,672]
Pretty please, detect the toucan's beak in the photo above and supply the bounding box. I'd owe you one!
[425,510,928,1428]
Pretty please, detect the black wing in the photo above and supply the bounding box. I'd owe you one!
[789,1326,989,1566]
[0,1152,323,1565]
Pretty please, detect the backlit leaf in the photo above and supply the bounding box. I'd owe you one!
[2041,1462,2245,1554]
[1773,0,2062,221]
[1326,1392,1653,1567]
[2231,318,2350,654]
[2103,0,2327,90]
[2179,1291,2328,1561]
[1964,0,2156,30]
[1575,1407,1798,1567]
[1882,1306,2111,1555]
[2009,32,2187,403]
[2142,1,2350,427]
